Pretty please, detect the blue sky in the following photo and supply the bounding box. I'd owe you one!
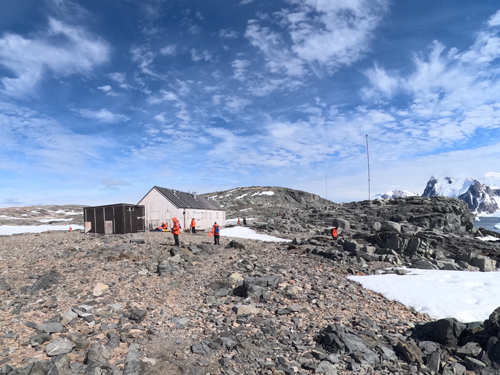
[1,0,500,207]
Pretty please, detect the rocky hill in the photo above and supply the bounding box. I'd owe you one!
[203,186,332,218]
[0,205,84,227]
[2,193,500,374]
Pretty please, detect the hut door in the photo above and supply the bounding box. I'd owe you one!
[104,221,113,234]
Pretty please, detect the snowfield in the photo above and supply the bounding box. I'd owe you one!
[0,225,83,235]
[220,226,290,242]
[349,268,500,322]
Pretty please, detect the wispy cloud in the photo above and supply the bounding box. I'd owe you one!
[78,108,130,123]
[160,44,176,55]
[0,18,109,97]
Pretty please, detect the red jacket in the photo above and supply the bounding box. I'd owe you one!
[172,218,180,235]
[191,219,196,228]
[331,228,338,238]
[212,224,220,235]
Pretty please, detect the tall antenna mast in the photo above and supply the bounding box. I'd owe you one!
[366,134,371,202]
[325,174,328,200]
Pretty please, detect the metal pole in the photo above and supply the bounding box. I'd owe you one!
[366,134,371,202]
[325,174,328,200]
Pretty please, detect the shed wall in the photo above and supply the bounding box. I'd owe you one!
[139,188,225,230]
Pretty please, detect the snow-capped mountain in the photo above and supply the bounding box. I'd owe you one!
[422,176,500,214]
[375,190,419,199]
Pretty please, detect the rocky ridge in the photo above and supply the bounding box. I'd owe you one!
[0,205,84,227]
[1,190,500,374]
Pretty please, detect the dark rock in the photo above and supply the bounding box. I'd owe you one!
[395,341,424,364]
[86,343,113,367]
[106,330,120,349]
[0,279,11,291]
[464,356,487,372]
[37,322,63,333]
[129,309,147,322]
[225,240,245,249]
[46,354,72,375]
[414,318,465,347]
[191,342,213,356]
[31,270,59,292]
[46,340,75,356]
[30,333,50,347]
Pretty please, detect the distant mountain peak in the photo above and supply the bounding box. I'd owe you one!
[422,176,500,214]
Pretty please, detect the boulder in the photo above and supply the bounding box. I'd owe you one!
[381,221,402,234]
[46,340,75,356]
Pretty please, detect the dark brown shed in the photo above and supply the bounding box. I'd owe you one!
[83,204,145,234]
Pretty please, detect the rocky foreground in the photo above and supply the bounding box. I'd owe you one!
[1,194,500,374]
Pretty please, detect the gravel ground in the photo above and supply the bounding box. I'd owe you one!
[0,229,432,375]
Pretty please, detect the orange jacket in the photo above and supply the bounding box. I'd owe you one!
[331,228,338,238]
[161,222,167,229]
[191,219,196,228]
[172,218,180,235]
[237,218,241,224]
[212,224,220,235]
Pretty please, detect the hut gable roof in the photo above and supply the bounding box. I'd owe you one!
[148,186,224,211]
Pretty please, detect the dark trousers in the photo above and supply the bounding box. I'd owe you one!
[214,235,220,245]
[174,234,179,246]
[191,227,196,233]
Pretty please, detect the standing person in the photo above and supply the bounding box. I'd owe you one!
[237,218,241,225]
[172,217,180,246]
[243,217,247,226]
[331,227,338,241]
[191,218,196,233]
[212,222,220,245]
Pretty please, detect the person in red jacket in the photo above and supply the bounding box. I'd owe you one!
[212,222,220,245]
[237,218,241,225]
[331,227,338,241]
[161,222,168,231]
[191,218,196,233]
[172,217,180,246]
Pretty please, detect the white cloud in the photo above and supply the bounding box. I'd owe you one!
[109,72,126,83]
[130,45,163,78]
[219,29,239,39]
[245,21,306,76]
[78,108,130,123]
[0,18,109,97]
[244,0,388,78]
[362,64,399,99]
[232,59,250,80]
[188,25,202,34]
[212,94,251,112]
[488,10,500,27]
[98,85,112,92]
[190,48,212,62]
[160,44,176,55]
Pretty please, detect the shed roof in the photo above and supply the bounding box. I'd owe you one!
[141,186,224,211]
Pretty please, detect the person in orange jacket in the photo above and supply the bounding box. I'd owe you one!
[237,218,241,225]
[331,227,338,241]
[212,222,220,245]
[191,218,196,233]
[161,222,168,230]
[172,217,180,246]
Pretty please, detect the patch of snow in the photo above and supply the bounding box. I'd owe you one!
[0,225,84,235]
[53,210,81,215]
[495,223,500,229]
[433,177,475,198]
[235,194,248,200]
[0,215,24,220]
[258,191,275,196]
[220,226,290,242]
[349,268,500,322]
[376,190,418,199]
[30,211,40,214]
[476,236,500,242]
[239,208,253,211]
[475,217,481,221]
